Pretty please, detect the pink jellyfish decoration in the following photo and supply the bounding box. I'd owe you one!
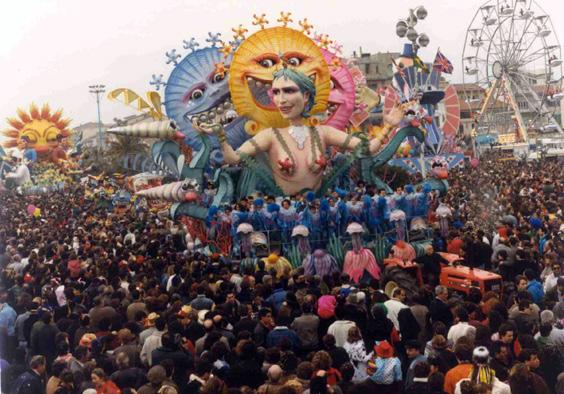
[291,225,311,256]
[236,223,254,258]
[303,249,340,278]
[389,209,407,242]
[343,222,381,284]
[435,203,452,238]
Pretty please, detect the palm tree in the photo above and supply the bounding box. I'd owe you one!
[106,135,149,171]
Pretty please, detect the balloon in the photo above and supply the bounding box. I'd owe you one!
[397,143,411,157]
[470,158,479,168]
[33,207,41,217]
[27,204,36,215]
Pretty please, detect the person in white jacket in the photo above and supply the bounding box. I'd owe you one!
[327,306,357,347]
[384,287,408,332]
[5,156,30,187]
[343,326,373,382]
[140,317,166,366]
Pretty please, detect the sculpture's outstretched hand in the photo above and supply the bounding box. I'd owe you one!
[383,102,404,128]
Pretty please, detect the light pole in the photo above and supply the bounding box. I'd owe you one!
[396,6,429,177]
[89,84,106,149]
[395,6,430,55]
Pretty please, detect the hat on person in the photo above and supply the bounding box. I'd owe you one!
[144,312,159,327]
[177,305,192,318]
[198,310,209,325]
[472,346,495,385]
[473,346,489,363]
[374,340,394,358]
[79,333,97,348]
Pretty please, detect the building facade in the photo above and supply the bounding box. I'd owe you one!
[350,50,400,91]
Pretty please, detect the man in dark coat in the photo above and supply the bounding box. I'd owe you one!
[30,312,59,367]
[404,361,431,394]
[429,285,453,328]
[151,332,194,383]
[415,245,448,286]
[10,355,46,394]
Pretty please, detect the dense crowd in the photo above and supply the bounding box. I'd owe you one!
[0,152,563,394]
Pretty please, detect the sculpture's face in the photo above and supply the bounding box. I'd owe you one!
[430,155,448,169]
[166,48,235,128]
[321,49,356,130]
[271,77,308,121]
[19,119,63,153]
[164,47,247,149]
[229,26,330,130]
[430,155,449,179]
[3,104,71,159]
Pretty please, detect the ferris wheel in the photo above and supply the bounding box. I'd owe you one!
[462,0,563,142]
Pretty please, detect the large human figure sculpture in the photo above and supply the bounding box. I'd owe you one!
[198,67,402,196]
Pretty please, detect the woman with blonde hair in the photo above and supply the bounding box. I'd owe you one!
[342,326,373,382]
[311,350,342,386]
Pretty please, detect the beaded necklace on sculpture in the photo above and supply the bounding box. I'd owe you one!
[273,126,326,175]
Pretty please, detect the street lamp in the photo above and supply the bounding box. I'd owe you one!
[89,84,106,149]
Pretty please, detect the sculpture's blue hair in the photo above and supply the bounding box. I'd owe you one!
[272,67,316,118]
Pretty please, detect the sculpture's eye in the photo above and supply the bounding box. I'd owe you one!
[259,58,275,68]
[191,89,204,100]
[287,57,302,67]
[212,73,226,83]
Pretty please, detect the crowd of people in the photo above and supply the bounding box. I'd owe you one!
[0,152,562,394]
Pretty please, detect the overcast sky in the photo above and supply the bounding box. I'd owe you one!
[1,0,563,131]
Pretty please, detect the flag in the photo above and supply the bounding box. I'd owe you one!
[433,49,453,74]
[413,55,430,73]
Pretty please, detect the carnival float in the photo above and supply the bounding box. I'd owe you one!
[97,9,464,287]
[0,104,80,194]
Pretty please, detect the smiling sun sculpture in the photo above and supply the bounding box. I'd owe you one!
[2,103,72,163]
[229,23,331,133]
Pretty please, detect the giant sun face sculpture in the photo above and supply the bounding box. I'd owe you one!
[2,104,71,161]
[229,26,330,132]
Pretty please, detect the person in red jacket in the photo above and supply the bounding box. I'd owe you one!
[91,368,121,394]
